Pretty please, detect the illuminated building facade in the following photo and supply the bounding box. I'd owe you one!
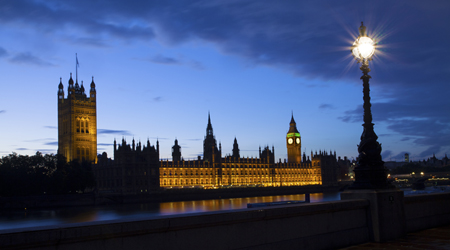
[159,114,337,188]
[95,114,338,194]
[57,73,97,163]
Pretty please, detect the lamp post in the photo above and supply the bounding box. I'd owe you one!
[350,22,392,189]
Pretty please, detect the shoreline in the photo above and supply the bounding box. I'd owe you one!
[0,184,345,210]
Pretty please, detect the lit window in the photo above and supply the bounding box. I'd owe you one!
[76,119,81,133]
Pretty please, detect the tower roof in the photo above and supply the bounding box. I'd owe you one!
[288,114,300,134]
[206,112,213,133]
[90,76,95,89]
[58,78,63,88]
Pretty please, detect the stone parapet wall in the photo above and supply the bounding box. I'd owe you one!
[0,200,369,250]
[404,192,450,232]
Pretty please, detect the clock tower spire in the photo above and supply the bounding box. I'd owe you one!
[286,114,301,163]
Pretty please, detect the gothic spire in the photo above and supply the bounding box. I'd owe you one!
[206,112,213,136]
[288,113,300,134]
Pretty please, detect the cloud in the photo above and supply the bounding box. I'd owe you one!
[36,149,56,154]
[2,1,449,159]
[98,143,114,146]
[24,138,54,142]
[44,141,58,146]
[153,96,162,102]
[148,137,169,140]
[150,54,180,65]
[392,151,409,161]
[140,54,205,70]
[188,60,205,70]
[97,129,131,135]
[44,126,57,129]
[319,104,335,110]
[1,1,449,84]
[65,36,110,48]
[340,91,450,158]
[15,148,28,151]
[9,52,54,67]
[0,1,155,44]
[0,110,5,114]
[419,146,441,158]
[381,150,392,160]
[0,47,7,57]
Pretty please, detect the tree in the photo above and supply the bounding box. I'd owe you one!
[0,152,96,196]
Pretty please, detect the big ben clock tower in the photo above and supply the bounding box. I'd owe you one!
[286,114,301,163]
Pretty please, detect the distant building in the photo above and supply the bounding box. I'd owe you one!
[57,73,97,163]
[384,161,405,169]
[405,153,409,162]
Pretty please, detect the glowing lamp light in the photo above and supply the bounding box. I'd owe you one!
[352,36,375,60]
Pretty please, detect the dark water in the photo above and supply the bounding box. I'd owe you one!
[0,192,340,231]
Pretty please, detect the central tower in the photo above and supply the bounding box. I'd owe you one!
[286,114,301,163]
[203,113,219,162]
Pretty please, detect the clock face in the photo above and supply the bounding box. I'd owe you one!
[288,138,293,144]
[296,138,300,144]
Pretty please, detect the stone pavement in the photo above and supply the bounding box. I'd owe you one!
[340,224,450,250]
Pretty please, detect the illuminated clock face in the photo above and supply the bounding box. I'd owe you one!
[296,138,300,144]
[288,138,293,144]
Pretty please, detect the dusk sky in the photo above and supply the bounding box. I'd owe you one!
[0,0,449,162]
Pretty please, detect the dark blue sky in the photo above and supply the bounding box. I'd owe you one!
[0,0,449,161]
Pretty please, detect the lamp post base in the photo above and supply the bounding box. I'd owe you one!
[341,189,406,242]
[350,167,395,189]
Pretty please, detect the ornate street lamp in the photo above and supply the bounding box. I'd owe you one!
[350,22,392,189]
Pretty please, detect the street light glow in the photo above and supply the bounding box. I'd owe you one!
[352,36,375,60]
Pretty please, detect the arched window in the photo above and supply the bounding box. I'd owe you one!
[81,119,85,133]
[76,119,81,133]
[85,119,89,134]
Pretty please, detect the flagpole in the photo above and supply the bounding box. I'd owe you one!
[76,53,78,84]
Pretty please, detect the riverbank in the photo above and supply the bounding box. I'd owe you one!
[0,184,344,210]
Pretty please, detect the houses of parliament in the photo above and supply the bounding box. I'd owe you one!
[58,73,338,195]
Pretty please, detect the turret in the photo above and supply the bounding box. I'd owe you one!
[157,139,160,155]
[80,81,86,97]
[90,76,96,101]
[58,77,64,100]
[68,73,74,95]
[172,139,181,162]
[232,137,240,159]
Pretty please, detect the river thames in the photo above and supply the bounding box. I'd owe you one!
[0,192,340,231]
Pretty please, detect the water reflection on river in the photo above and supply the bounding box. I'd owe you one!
[0,192,340,230]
